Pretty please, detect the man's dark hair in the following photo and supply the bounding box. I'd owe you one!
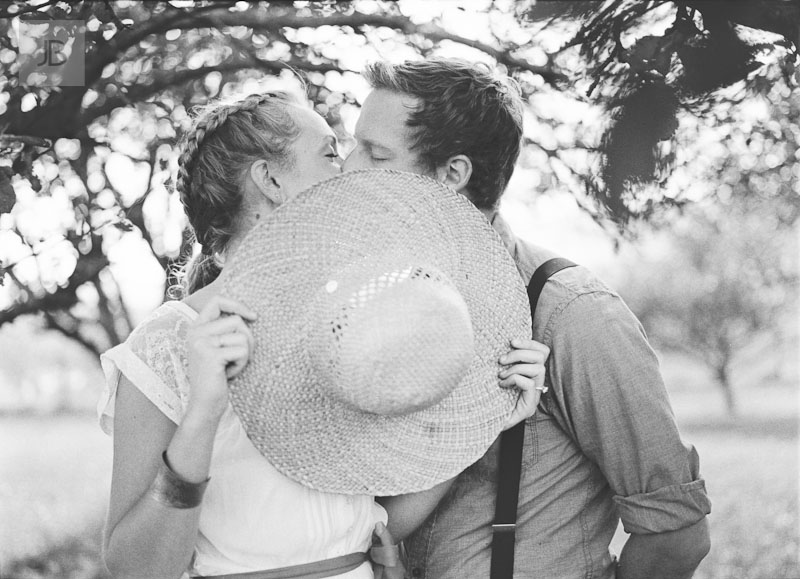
[364,58,524,210]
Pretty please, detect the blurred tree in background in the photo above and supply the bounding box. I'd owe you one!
[0,0,797,359]
[618,71,799,414]
[619,197,797,415]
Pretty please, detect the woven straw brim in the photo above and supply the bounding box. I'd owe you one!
[221,169,531,495]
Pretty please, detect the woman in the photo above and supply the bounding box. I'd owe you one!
[99,91,550,579]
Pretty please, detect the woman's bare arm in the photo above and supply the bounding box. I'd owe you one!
[104,296,255,579]
[103,376,218,579]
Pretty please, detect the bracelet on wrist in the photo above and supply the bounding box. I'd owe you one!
[147,451,210,509]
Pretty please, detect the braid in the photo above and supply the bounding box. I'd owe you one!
[173,90,301,293]
[176,93,280,251]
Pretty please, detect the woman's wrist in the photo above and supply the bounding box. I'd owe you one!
[166,405,223,484]
[183,396,228,428]
[148,451,209,508]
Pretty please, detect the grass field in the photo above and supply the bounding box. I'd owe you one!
[0,413,112,579]
[1,384,798,579]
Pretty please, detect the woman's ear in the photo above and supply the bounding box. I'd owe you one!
[434,155,473,193]
[248,159,283,206]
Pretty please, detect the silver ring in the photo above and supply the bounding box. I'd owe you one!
[535,385,549,394]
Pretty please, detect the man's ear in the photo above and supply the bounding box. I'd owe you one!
[435,155,473,193]
[248,159,283,205]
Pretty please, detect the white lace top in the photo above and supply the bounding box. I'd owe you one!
[98,301,387,578]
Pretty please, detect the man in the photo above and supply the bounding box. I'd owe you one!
[342,58,711,579]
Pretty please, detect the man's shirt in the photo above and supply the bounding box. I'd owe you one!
[404,215,711,579]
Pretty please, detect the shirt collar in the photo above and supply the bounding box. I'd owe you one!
[489,212,519,262]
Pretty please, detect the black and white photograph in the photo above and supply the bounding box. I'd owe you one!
[1,1,798,578]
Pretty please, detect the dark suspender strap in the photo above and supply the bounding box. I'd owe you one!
[490,257,577,579]
[526,258,577,316]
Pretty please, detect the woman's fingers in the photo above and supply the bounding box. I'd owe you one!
[196,296,257,324]
[194,315,254,342]
[190,316,254,361]
[371,522,405,579]
[216,331,250,350]
[222,345,252,378]
[373,521,395,547]
[187,302,255,382]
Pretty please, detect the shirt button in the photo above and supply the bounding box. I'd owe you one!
[411,568,422,578]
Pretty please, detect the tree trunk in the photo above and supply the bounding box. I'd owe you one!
[715,362,737,416]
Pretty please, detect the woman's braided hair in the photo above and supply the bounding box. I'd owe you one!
[174,91,302,295]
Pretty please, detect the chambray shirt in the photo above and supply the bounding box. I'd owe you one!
[404,215,711,579]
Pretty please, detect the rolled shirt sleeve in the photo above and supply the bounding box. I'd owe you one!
[543,286,712,535]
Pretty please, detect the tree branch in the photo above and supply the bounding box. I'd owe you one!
[413,21,567,84]
[44,311,103,358]
[84,5,215,85]
[97,8,565,85]
[81,57,340,124]
[0,0,59,19]
[0,250,109,328]
[0,135,53,148]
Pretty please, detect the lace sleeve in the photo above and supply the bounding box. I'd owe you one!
[98,303,194,435]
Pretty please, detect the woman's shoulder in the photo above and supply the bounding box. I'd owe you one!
[99,301,198,433]
[106,300,198,383]
[126,301,197,347]
[180,283,217,315]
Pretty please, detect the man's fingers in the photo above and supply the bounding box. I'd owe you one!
[503,393,540,430]
[499,373,534,391]
[502,377,543,430]
[499,345,549,366]
[498,363,544,382]
[511,338,549,353]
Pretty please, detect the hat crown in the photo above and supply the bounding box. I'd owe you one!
[309,262,475,416]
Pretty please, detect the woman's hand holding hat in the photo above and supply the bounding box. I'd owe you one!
[186,296,257,421]
[499,338,551,430]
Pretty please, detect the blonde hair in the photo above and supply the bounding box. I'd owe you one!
[173,91,302,296]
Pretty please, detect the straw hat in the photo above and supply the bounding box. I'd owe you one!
[220,169,530,495]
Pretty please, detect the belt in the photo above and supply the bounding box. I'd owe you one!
[196,552,368,579]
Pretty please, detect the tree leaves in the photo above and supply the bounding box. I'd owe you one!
[599,82,680,222]
[0,166,15,215]
[566,0,797,224]
[676,24,762,95]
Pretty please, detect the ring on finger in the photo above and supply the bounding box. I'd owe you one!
[535,385,549,394]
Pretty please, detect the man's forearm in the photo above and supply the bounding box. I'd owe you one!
[616,518,710,579]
